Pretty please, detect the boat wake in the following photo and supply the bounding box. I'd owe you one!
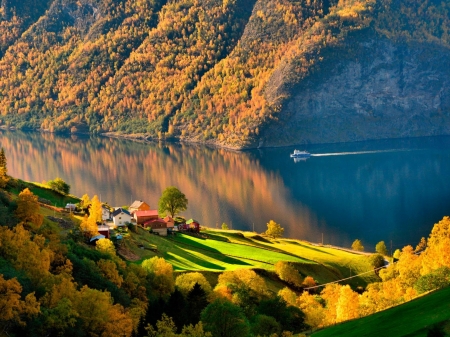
[311,149,400,157]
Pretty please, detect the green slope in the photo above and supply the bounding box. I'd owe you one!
[121,228,377,289]
[312,287,450,337]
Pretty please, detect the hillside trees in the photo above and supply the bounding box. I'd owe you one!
[0,0,448,147]
[0,275,40,333]
[201,299,250,337]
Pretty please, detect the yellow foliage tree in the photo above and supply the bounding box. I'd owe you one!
[80,194,91,209]
[0,225,53,286]
[96,238,116,256]
[79,214,98,237]
[90,195,102,224]
[175,272,212,296]
[215,269,269,308]
[75,285,133,337]
[277,287,297,307]
[265,220,284,238]
[296,291,325,329]
[274,261,302,287]
[97,259,123,287]
[141,257,174,297]
[321,284,341,325]
[335,285,359,323]
[15,188,43,230]
[421,216,450,275]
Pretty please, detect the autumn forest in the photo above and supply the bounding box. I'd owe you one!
[0,0,449,148]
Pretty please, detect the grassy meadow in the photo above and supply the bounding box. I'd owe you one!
[118,227,378,291]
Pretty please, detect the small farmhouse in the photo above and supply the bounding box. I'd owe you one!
[143,218,167,236]
[65,203,77,212]
[129,200,151,214]
[112,208,132,227]
[134,210,159,225]
[163,215,175,228]
[187,219,201,233]
[97,225,110,239]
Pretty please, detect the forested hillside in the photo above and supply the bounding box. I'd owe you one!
[0,0,449,148]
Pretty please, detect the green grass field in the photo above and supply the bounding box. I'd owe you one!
[201,229,378,287]
[119,227,378,291]
[312,287,450,337]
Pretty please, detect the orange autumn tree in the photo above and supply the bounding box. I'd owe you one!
[15,188,43,230]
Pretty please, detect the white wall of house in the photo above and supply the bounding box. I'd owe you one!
[113,212,132,227]
[102,207,111,221]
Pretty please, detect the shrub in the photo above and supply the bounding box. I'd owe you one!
[414,267,450,294]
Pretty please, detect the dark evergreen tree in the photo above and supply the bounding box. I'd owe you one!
[136,314,147,337]
[185,282,209,326]
[165,288,188,332]
[146,297,166,328]
[258,296,307,334]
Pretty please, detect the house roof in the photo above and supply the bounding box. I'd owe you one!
[134,210,159,217]
[164,216,175,223]
[144,218,166,225]
[89,234,105,242]
[112,208,131,217]
[129,200,148,209]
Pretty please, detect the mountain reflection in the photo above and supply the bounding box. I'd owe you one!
[2,131,450,250]
[1,131,314,241]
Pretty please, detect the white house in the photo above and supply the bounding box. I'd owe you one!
[102,205,111,221]
[111,208,132,227]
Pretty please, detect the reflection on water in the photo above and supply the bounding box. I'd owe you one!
[2,130,450,251]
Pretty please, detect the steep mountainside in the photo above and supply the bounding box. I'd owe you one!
[0,0,449,148]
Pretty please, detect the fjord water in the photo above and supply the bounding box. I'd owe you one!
[2,130,450,251]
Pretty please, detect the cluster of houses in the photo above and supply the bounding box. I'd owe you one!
[86,200,201,242]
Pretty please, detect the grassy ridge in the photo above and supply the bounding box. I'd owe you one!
[8,179,79,207]
[120,227,377,290]
[312,286,450,337]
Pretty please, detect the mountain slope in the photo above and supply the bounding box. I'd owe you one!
[0,0,449,148]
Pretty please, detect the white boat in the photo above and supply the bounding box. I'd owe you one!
[290,150,311,158]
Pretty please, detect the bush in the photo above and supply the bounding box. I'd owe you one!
[47,177,70,194]
[369,254,385,269]
[414,267,450,294]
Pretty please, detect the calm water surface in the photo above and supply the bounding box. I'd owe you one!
[2,130,450,251]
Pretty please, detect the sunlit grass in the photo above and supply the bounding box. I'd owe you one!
[202,229,378,287]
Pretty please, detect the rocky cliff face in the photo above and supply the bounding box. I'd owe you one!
[260,35,450,147]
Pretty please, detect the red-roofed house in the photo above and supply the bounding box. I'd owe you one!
[143,218,167,236]
[134,210,159,225]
